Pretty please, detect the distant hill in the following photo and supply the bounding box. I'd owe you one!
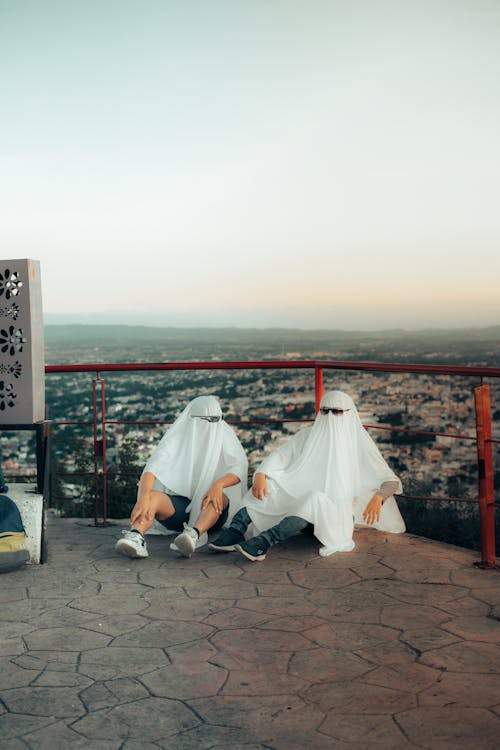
[43,324,500,369]
[44,323,500,345]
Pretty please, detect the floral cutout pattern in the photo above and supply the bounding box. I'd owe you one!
[0,269,23,300]
[0,380,17,410]
[0,361,22,379]
[0,326,27,355]
[0,303,21,320]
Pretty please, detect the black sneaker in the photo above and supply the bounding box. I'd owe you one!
[208,528,245,552]
[234,537,269,562]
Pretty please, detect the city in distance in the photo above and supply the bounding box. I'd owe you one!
[3,324,499,550]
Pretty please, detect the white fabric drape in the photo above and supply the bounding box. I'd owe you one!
[144,395,248,526]
[245,390,405,556]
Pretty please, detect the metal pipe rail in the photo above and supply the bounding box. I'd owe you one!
[44,358,499,567]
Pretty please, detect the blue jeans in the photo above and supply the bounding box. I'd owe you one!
[230,507,309,546]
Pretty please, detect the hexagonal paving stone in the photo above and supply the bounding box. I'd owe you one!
[71,697,200,741]
[352,580,469,606]
[0,598,63,623]
[236,596,317,617]
[419,641,500,673]
[440,615,500,643]
[0,620,35,642]
[0,587,28,604]
[183,580,257,599]
[0,714,55,742]
[68,594,151,615]
[361,661,440,692]
[418,671,500,707]
[13,649,78,672]
[307,587,395,610]
[395,706,500,749]
[380,603,450,630]
[161,724,263,750]
[203,606,271,630]
[289,648,373,683]
[34,605,98,628]
[27,579,100,599]
[399,627,461,652]
[304,621,399,650]
[438,596,491,617]
[239,569,292,585]
[208,648,291,673]
[80,677,149,711]
[80,614,150,636]
[32,670,93,688]
[210,627,311,653]
[79,646,169,679]
[0,657,40,688]
[450,568,500,588]
[258,614,328,632]
[320,711,413,747]
[221,668,307,696]
[144,592,234,621]
[112,619,214,648]
[166,638,219,665]
[24,626,112,652]
[0,686,85,717]
[22,720,120,749]
[190,694,324,738]
[304,679,416,714]
[289,568,360,589]
[141,661,226,699]
[255,583,314,597]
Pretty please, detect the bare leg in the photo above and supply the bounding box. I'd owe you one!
[131,492,176,536]
[191,495,229,535]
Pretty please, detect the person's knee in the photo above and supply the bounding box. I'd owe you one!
[153,492,176,521]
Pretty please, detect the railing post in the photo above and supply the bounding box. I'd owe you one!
[100,377,108,525]
[315,365,324,414]
[92,374,109,526]
[92,377,100,527]
[474,384,497,568]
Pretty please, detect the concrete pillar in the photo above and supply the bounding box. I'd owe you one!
[0,259,45,423]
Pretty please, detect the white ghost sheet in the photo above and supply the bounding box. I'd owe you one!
[144,395,248,526]
[244,390,405,556]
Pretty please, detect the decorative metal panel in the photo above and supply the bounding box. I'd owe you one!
[0,259,45,423]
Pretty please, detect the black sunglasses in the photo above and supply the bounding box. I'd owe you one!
[320,407,350,416]
[190,415,222,422]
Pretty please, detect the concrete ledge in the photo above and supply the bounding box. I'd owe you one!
[6,483,44,564]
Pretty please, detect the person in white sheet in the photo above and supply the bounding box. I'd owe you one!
[115,395,248,559]
[210,390,405,561]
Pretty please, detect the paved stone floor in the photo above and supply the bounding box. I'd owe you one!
[1,517,499,750]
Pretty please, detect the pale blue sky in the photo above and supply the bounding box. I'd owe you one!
[1,0,499,329]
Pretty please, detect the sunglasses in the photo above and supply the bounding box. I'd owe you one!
[320,407,350,416]
[190,415,222,422]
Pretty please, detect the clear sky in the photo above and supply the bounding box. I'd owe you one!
[1,0,499,329]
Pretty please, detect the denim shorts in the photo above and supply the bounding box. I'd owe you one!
[152,478,229,532]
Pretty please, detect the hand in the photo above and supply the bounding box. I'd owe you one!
[252,473,267,501]
[202,481,224,514]
[362,493,383,526]
[131,493,155,526]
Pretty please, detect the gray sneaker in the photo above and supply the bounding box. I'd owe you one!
[208,527,245,552]
[115,529,148,558]
[171,524,208,558]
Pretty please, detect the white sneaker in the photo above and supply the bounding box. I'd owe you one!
[115,529,148,558]
[171,524,208,558]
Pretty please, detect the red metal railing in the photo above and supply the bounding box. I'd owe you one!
[45,359,500,567]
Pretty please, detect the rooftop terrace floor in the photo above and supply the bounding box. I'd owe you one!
[1,517,500,750]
